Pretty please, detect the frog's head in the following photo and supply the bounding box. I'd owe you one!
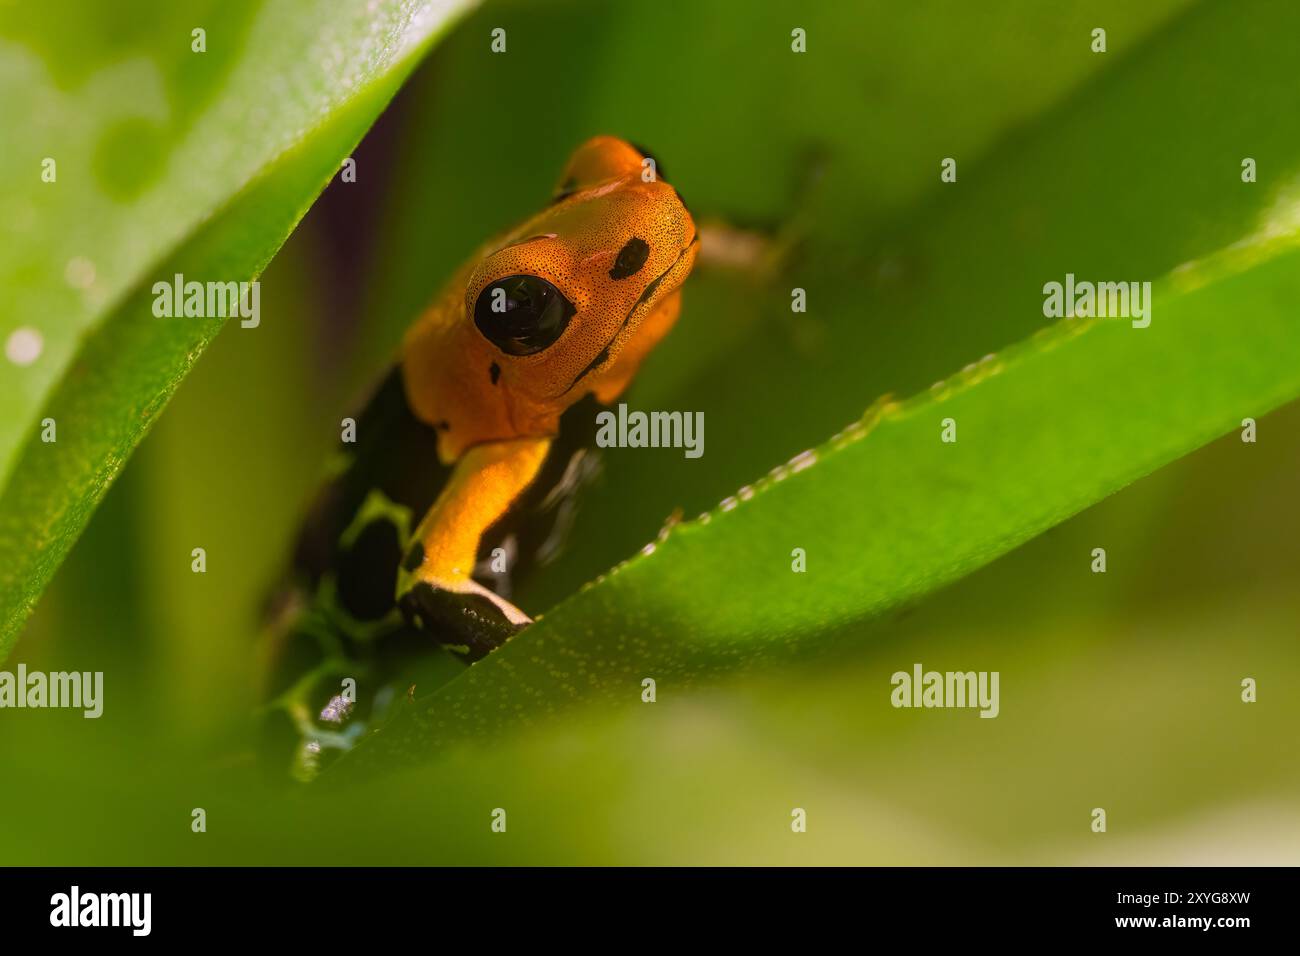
[464,136,697,406]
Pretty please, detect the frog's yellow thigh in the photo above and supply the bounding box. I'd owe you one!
[405,436,551,591]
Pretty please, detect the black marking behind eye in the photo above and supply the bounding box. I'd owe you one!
[638,271,667,305]
[609,237,650,280]
[434,420,450,432]
[489,362,501,385]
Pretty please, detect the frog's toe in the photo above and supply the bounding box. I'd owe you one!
[397,579,529,662]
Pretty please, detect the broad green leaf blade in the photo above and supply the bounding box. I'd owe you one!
[0,0,476,656]
[340,235,1300,773]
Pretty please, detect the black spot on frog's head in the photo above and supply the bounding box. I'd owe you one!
[489,361,501,385]
[609,237,650,280]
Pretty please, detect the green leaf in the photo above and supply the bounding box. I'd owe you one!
[0,0,476,656]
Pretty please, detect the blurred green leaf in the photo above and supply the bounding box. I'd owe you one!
[0,0,477,657]
[344,232,1300,772]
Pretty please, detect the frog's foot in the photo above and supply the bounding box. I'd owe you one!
[397,576,529,663]
[696,145,826,279]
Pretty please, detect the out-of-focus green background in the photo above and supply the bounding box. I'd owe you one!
[2,0,1297,863]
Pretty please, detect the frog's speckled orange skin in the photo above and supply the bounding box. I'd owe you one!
[401,136,697,462]
[395,137,696,615]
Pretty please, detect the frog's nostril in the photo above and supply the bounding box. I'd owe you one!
[609,237,650,280]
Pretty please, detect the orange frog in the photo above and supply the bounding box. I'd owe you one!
[262,137,697,772]
[397,136,698,650]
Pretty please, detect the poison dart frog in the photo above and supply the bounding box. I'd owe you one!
[261,137,697,776]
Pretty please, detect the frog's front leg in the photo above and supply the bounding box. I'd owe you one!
[396,436,550,661]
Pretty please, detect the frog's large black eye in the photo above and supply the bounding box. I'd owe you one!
[473,274,576,356]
